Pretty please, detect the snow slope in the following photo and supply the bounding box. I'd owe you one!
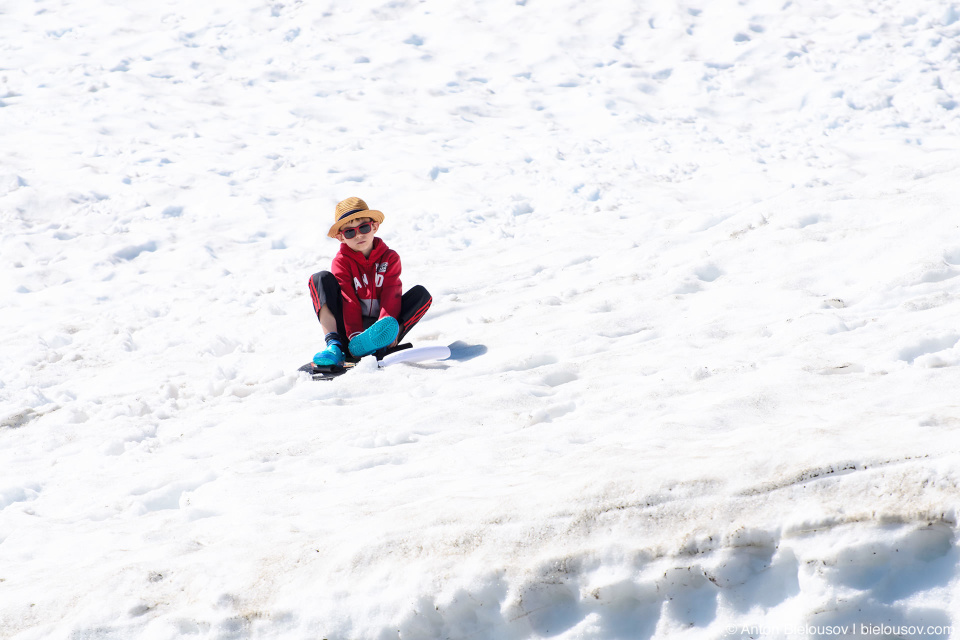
[2,0,960,638]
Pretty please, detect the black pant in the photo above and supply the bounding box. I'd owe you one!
[308,271,432,345]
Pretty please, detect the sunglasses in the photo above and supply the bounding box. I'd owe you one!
[340,222,374,239]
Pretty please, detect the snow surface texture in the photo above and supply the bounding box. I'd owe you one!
[2,0,960,638]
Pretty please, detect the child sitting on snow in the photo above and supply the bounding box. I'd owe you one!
[308,197,432,367]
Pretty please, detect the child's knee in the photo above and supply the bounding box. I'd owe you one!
[409,284,431,300]
[310,270,334,285]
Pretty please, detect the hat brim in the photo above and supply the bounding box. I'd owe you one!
[327,210,385,238]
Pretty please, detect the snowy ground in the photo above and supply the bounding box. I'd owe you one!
[3,0,960,638]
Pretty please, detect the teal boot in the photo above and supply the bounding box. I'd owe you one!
[312,343,345,367]
[348,317,399,357]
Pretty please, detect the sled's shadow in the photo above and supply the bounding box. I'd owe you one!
[447,341,488,362]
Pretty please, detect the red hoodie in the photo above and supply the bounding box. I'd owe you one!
[331,237,402,339]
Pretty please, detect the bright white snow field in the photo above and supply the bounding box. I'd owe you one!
[3,0,960,638]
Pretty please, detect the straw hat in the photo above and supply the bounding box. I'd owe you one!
[327,197,385,238]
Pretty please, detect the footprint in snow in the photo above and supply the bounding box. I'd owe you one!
[898,335,960,367]
[0,483,42,511]
[942,247,960,266]
[674,264,723,294]
[541,370,578,387]
[694,264,723,282]
[504,353,557,371]
[797,213,821,228]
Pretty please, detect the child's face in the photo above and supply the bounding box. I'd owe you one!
[337,217,379,253]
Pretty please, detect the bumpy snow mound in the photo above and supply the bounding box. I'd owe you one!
[381,524,956,640]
